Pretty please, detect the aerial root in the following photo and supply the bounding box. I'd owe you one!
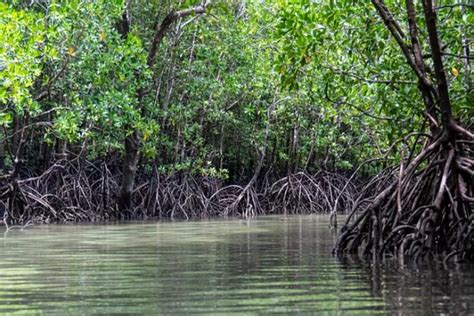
[1,156,361,224]
[335,132,474,263]
[1,159,120,224]
[136,172,220,219]
[263,171,358,214]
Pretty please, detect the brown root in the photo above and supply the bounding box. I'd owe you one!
[335,131,474,263]
[263,171,358,214]
[0,155,360,224]
[207,184,263,218]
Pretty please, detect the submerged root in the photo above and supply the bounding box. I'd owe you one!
[335,131,474,263]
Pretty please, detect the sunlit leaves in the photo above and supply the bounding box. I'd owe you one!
[0,3,46,112]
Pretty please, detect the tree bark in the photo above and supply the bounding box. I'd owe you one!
[118,131,140,210]
[459,1,472,89]
[371,0,434,91]
[421,0,453,128]
[405,0,438,132]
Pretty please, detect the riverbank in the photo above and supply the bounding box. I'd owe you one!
[0,159,361,225]
[4,157,471,264]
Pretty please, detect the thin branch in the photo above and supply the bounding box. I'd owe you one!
[435,3,474,10]
[422,0,453,126]
[327,65,416,85]
[147,1,211,68]
[371,0,435,92]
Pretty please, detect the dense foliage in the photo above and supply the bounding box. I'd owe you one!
[2,0,447,180]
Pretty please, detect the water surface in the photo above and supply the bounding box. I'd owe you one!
[0,215,472,314]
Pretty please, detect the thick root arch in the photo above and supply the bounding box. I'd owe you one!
[335,133,474,263]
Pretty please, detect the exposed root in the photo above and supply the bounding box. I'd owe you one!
[335,130,474,263]
[136,173,220,219]
[206,184,262,217]
[0,158,360,225]
[1,159,120,224]
[264,171,357,214]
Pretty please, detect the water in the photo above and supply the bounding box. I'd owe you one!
[0,215,472,315]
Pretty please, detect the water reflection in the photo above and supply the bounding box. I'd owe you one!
[0,215,472,314]
[340,256,474,315]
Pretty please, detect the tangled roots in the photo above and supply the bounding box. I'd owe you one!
[335,133,474,263]
[207,185,263,218]
[1,159,360,224]
[264,171,358,214]
[136,173,221,219]
[2,159,119,224]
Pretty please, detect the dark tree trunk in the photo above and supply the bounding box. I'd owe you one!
[116,0,136,211]
[336,0,473,262]
[405,0,438,134]
[11,114,21,158]
[118,131,140,210]
[421,0,453,128]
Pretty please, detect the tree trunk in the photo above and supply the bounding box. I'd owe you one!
[336,0,474,262]
[421,0,453,128]
[118,131,140,210]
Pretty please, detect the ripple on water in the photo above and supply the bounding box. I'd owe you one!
[0,215,472,314]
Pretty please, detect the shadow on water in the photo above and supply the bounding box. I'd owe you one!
[0,215,472,314]
[338,254,474,315]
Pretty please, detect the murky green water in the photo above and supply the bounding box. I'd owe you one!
[0,215,472,315]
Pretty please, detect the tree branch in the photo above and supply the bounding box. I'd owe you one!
[371,0,434,92]
[435,3,474,10]
[147,1,211,68]
[405,0,438,130]
[422,0,453,127]
[327,65,415,85]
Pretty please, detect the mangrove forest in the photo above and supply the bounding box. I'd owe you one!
[0,0,474,297]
